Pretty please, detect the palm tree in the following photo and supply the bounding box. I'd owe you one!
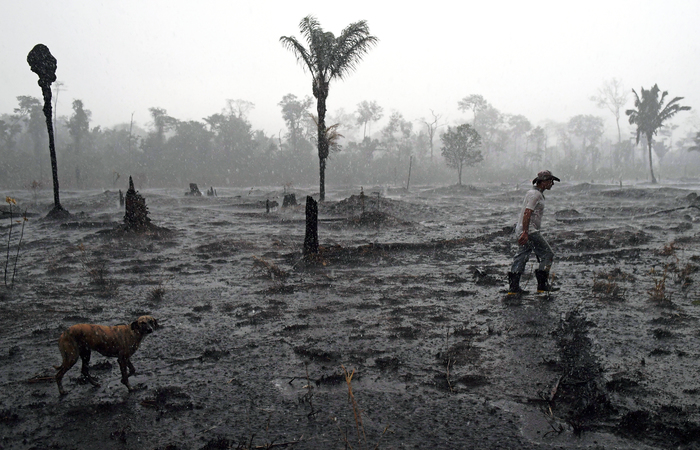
[625,84,690,184]
[280,15,377,201]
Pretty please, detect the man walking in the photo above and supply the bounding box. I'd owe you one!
[508,170,560,295]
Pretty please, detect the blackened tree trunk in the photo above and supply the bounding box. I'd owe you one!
[43,86,62,212]
[27,44,67,218]
[303,196,319,257]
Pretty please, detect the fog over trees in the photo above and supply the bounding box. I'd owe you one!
[1,64,699,191]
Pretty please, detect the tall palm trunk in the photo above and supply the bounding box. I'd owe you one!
[646,133,657,184]
[40,85,63,211]
[316,84,329,201]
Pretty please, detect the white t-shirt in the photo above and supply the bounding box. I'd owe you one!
[515,188,545,235]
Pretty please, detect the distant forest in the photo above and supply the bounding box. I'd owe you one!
[1,89,699,191]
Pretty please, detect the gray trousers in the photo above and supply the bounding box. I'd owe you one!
[510,231,554,274]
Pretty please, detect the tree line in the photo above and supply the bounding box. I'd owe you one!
[2,87,698,193]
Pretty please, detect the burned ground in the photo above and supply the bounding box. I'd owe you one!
[1,181,699,449]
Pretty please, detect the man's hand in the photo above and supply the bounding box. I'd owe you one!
[519,208,533,246]
[518,231,529,245]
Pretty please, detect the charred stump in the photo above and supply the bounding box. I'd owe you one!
[282,193,297,208]
[118,189,124,207]
[187,183,202,196]
[303,196,319,257]
[360,187,365,214]
[123,176,151,230]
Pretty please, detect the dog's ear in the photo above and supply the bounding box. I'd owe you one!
[131,321,138,331]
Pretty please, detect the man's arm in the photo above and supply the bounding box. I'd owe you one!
[518,208,533,245]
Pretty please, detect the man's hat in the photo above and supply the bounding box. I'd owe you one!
[532,170,561,185]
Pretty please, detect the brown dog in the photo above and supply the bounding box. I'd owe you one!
[55,315,158,395]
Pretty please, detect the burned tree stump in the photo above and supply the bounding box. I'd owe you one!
[119,189,124,207]
[303,196,319,257]
[123,176,151,230]
[186,183,202,196]
[282,193,297,208]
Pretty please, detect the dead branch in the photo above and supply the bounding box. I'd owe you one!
[253,255,289,279]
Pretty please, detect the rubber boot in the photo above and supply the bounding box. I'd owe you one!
[535,269,559,292]
[508,272,528,295]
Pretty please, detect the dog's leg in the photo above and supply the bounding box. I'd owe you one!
[118,357,133,391]
[79,347,100,387]
[55,335,79,396]
[127,360,136,377]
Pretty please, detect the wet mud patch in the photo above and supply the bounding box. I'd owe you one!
[561,228,652,251]
[0,409,20,425]
[389,325,422,340]
[194,239,243,259]
[322,194,441,222]
[617,408,700,448]
[234,306,283,326]
[431,372,488,392]
[141,386,194,413]
[550,309,615,434]
[279,323,310,334]
[438,339,480,367]
[261,284,294,295]
[293,346,340,363]
[605,374,641,393]
[3,183,700,449]
[374,356,401,371]
[344,210,412,228]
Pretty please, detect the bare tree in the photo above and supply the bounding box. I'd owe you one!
[590,78,628,144]
[52,80,65,137]
[458,94,488,125]
[421,109,442,160]
[225,99,255,120]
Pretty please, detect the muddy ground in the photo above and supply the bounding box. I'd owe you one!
[1,180,699,449]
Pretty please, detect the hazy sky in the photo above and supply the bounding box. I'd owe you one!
[2,0,699,139]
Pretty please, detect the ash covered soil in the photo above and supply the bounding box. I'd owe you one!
[1,181,700,449]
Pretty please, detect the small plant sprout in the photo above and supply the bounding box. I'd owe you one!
[5,197,17,287]
[4,197,28,289]
[648,266,672,305]
[29,180,42,204]
[77,243,110,289]
[342,365,366,446]
[146,275,171,302]
[659,242,678,257]
[592,271,626,301]
[11,214,29,287]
